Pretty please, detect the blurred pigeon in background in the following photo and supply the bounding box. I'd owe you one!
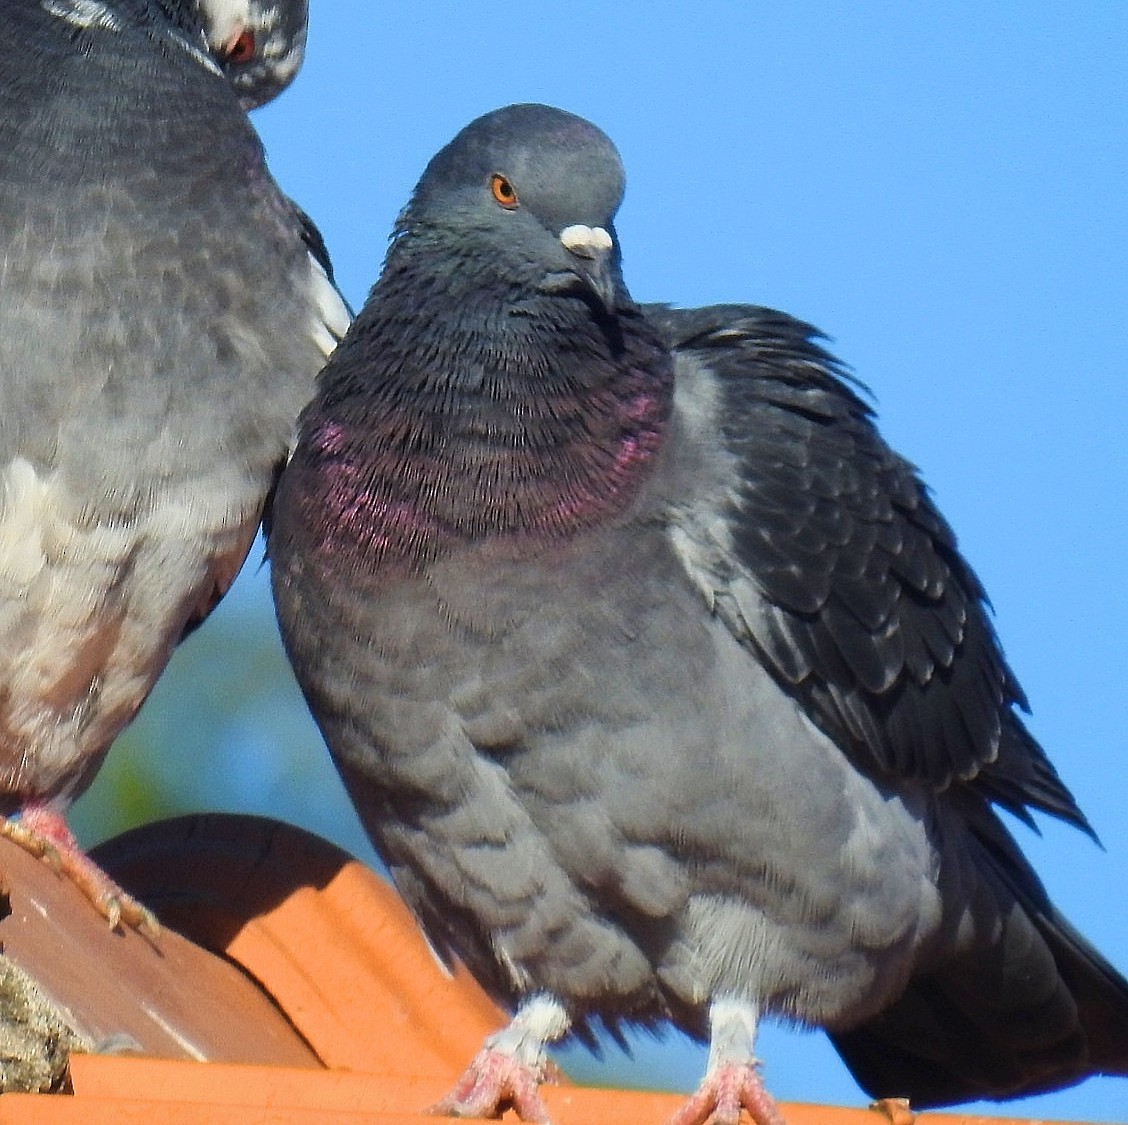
[0,0,348,931]
[195,0,309,110]
[268,103,1128,1123]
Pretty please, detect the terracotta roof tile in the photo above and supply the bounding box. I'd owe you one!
[0,814,1114,1125]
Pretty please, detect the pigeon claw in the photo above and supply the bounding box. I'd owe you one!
[427,1046,557,1123]
[666,1061,788,1125]
[870,1097,916,1125]
[1,806,160,938]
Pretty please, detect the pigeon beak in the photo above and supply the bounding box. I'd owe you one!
[558,224,618,312]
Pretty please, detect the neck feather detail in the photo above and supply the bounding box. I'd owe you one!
[291,266,674,574]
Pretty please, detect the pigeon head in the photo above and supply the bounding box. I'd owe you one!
[280,104,673,572]
[395,103,629,313]
[194,0,308,109]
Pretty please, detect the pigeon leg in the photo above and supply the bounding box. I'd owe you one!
[428,994,570,1122]
[0,804,159,937]
[667,998,787,1125]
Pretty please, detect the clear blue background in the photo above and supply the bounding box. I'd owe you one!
[74,3,1128,1120]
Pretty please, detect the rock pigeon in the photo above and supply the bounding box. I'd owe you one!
[268,103,1128,1122]
[194,0,309,110]
[0,0,349,931]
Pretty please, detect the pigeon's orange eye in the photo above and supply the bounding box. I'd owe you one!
[225,29,257,63]
[490,174,519,209]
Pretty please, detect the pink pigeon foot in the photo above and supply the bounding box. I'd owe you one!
[0,804,159,936]
[429,996,570,1122]
[666,1061,788,1125]
[428,1045,561,1122]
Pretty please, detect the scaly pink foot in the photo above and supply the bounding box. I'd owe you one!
[667,1061,788,1125]
[0,804,159,936]
[429,996,570,1122]
[427,1045,561,1122]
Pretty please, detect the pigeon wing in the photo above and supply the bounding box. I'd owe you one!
[650,302,1089,835]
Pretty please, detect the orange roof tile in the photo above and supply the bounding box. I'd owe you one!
[0,814,1116,1125]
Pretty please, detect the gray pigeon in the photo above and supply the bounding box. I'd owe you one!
[0,0,349,930]
[268,104,1128,1123]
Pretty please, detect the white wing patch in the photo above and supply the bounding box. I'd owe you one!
[0,457,80,588]
[664,354,743,603]
[308,252,352,361]
[40,0,123,31]
[663,354,780,652]
[41,0,226,78]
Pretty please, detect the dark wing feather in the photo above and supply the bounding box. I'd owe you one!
[829,793,1128,1105]
[646,303,1092,836]
[289,197,341,286]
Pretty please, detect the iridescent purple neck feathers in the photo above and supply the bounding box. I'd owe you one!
[282,268,673,576]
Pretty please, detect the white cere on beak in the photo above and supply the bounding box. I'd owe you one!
[559,225,614,259]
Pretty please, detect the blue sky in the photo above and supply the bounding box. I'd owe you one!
[82,3,1128,1121]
